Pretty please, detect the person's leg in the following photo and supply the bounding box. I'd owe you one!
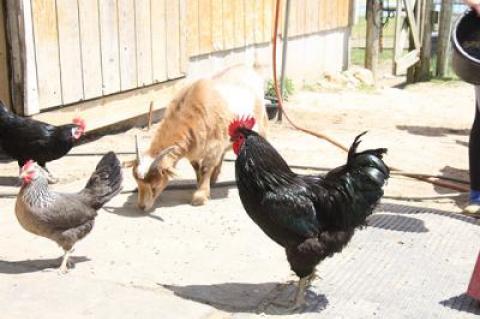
[465,86,480,214]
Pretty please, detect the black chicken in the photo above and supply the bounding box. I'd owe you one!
[0,102,85,183]
[229,117,389,307]
[16,152,123,273]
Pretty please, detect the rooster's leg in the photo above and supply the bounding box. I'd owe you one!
[40,164,59,184]
[59,249,72,274]
[293,276,309,306]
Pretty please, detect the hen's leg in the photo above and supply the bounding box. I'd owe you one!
[59,249,72,274]
[40,164,59,184]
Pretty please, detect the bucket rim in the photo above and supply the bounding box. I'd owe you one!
[452,9,480,64]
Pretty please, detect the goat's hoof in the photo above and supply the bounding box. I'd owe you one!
[191,194,208,206]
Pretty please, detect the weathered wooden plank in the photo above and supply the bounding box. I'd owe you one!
[319,0,327,31]
[135,0,153,86]
[304,0,313,34]
[6,0,39,114]
[436,0,453,77]
[31,0,62,108]
[288,0,297,36]
[198,0,212,54]
[296,0,306,36]
[152,0,168,81]
[263,0,273,42]
[118,0,137,90]
[223,0,235,49]
[233,0,245,48]
[78,0,103,99]
[99,0,121,95]
[179,0,187,73]
[327,0,335,30]
[244,0,255,45]
[166,0,181,78]
[254,0,264,42]
[56,0,84,104]
[308,0,319,33]
[396,49,420,72]
[186,0,199,56]
[211,0,223,51]
[404,0,421,49]
[0,0,11,109]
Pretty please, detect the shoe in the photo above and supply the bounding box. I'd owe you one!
[463,190,480,216]
[463,204,480,215]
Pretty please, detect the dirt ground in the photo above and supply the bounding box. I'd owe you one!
[0,73,479,318]
[1,74,474,210]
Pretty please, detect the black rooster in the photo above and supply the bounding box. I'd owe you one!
[0,102,85,183]
[229,117,389,307]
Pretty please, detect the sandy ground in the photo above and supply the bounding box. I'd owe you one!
[0,76,479,318]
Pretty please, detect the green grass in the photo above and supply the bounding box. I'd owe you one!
[351,48,395,66]
[352,16,396,41]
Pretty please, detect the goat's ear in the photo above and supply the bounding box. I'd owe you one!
[147,146,176,173]
[122,160,137,168]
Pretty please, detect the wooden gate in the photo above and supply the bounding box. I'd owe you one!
[393,0,424,74]
[6,0,187,115]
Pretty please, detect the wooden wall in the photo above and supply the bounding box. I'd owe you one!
[187,0,351,57]
[28,0,186,112]
[4,0,351,115]
[0,0,10,109]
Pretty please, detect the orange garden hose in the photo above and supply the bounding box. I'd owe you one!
[270,0,468,193]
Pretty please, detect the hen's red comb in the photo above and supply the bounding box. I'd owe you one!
[73,117,86,130]
[22,160,35,171]
[228,116,256,137]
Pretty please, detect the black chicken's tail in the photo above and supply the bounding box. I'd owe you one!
[80,152,123,209]
[323,132,389,228]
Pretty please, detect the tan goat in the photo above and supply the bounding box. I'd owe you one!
[126,65,268,210]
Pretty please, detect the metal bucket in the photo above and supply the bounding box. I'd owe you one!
[451,10,480,85]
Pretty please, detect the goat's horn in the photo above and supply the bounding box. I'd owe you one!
[135,135,140,161]
[148,146,176,173]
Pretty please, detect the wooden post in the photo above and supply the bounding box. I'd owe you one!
[5,0,39,115]
[365,0,382,80]
[416,0,433,81]
[436,0,453,77]
[407,0,434,83]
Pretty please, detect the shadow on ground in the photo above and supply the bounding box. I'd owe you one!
[0,256,89,274]
[377,202,480,225]
[440,293,480,315]
[397,125,470,137]
[161,281,328,315]
[105,180,236,218]
[368,213,428,233]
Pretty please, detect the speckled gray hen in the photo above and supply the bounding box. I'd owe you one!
[15,152,123,273]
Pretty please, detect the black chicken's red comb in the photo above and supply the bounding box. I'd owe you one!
[228,116,256,137]
[73,117,86,130]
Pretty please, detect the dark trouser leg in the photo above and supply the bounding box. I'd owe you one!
[469,86,480,202]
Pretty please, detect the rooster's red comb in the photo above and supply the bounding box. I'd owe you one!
[228,116,256,137]
[22,160,35,171]
[73,117,86,130]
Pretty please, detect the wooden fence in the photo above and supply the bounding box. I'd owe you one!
[187,0,351,57]
[5,0,351,115]
[19,0,186,112]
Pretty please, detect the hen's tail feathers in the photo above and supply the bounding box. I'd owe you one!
[81,152,123,210]
[327,132,389,229]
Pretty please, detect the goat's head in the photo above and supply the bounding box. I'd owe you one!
[123,136,176,211]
